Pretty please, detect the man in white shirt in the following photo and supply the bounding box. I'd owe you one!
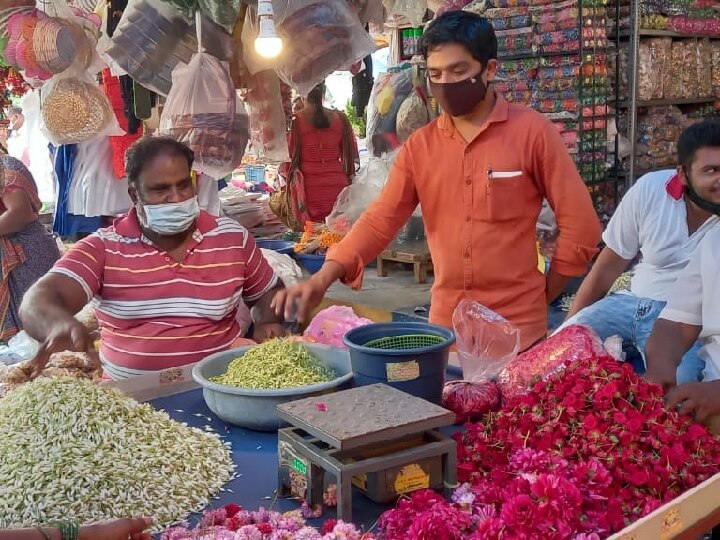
[562,120,720,383]
[645,224,720,422]
[4,107,29,166]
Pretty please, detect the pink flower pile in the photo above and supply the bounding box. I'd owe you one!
[161,504,375,540]
[378,352,720,539]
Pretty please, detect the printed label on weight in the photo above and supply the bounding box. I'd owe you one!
[394,463,430,494]
[386,361,420,382]
[352,473,368,491]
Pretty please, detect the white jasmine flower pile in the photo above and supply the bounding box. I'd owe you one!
[0,377,234,532]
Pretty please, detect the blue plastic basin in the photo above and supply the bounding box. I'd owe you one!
[256,240,295,256]
[343,322,455,405]
[297,253,326,274]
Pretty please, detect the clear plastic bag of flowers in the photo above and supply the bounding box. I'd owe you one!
[453,299,520,382]
[443,300,518,422]
[498,323,605,399]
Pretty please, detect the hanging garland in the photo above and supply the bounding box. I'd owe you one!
[0,66,30,118]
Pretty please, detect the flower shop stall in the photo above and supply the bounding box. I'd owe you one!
[2,1,720,539]
[2,314,720,538]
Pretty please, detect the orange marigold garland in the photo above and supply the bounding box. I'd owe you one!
[294,222,345,255]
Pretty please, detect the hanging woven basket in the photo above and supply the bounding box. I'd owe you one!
[42,77,113,145]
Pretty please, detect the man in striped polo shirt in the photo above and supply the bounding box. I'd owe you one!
[20,138,286,380]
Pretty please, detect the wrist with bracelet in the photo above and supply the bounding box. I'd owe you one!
[35,519,80,540]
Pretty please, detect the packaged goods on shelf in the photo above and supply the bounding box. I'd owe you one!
[535,76,576,92]
[637,38,670,100]
[668,16,720,35]
[632,106,694,172]
[607,6,631,29]
[712,41,720,96]
[494,80,532,93]
[496,28,535,57]
[504,90,533,104]
[696,38,713,98]
[479,0,609,189]
[680,41,698,94]
[488,14,533,31]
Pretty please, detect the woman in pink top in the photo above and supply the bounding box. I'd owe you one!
[282,82,359,224]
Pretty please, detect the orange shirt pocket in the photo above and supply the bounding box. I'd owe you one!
[486,171,535,222]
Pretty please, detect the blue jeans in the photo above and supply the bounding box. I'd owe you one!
[559,293,705,385]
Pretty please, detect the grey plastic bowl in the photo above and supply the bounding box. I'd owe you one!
[192,343,353,431]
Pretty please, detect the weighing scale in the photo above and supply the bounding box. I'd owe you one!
[277,383,457,521]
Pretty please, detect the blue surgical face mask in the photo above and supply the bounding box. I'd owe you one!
[137,197,200,235]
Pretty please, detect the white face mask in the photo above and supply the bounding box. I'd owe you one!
[137,197,200,235]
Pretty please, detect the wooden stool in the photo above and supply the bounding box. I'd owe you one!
[377,240,432,284]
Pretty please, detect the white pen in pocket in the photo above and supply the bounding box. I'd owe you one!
[489,170,523,179]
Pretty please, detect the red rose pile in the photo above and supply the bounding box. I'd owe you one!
[379,348,720,539]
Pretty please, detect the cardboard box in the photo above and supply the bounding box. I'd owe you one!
[609,473,720,540]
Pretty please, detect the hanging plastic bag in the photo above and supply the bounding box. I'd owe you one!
[162,0,243,33]
[347,0,385,25]
[303,306,373,349]
[98,0,233,96]
[325,150,397,234]
[243,0,376,96]
[277,0,376,96]
[396,63,432,143]
[498,324,605,400]
[385,0,426,26]
[367,65,413,158]
[40,71,124,145]
[160,12,240,179]
[434,0,473,17]
[242,70,290,162]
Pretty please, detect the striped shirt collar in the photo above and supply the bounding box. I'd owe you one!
[114,207,218,242]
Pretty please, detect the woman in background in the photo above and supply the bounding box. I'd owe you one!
[0,149,60,341]
[282,82,359,225]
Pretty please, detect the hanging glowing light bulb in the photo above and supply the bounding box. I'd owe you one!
[254,0,283,59]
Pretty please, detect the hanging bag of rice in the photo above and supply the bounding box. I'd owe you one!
[160,11,242,180]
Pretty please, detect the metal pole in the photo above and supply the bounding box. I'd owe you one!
[627,0,640,186]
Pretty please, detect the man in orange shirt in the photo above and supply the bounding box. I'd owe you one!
[273,11,601,350]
